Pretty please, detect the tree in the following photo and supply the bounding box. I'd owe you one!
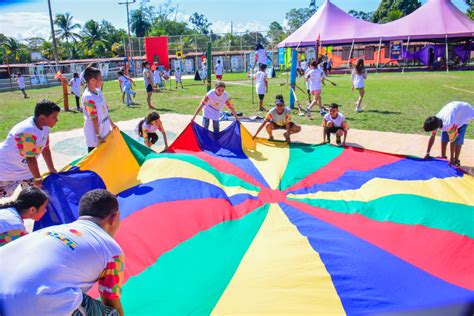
[189,12,212,35]
[285,6,317,33]
[130,7,151,37]
[267,21,286,46]
[348,10,374,21]
[3,37,30,62]
[149,20,192,36]
[466,0,473,19]
[372,0,421,23]
[54,13,81,57]
[81,20,107,49]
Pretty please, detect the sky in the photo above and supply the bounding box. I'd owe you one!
[0,0,469,40]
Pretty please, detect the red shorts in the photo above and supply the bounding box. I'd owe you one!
[216,75,223,80]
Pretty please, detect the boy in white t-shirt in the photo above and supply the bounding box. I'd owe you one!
[174,67,184,89]
[215,60,224,80]
[0,189,125,316]
[0,100,60,197]
[69,73,83,111]
[81,67,118,153]
[322,103,348,146]
[305,60,326,118]
[0,186,48,247]
[253,95,301,143]
[253,63,268,111]
[191,81,240,132]
[17,73,29,99]
[423,101,473,166]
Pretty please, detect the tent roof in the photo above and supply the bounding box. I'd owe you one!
[279,0,474,47]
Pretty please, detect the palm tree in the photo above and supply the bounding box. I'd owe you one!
[81,20,107,49]
[3,37,26,62]
[130,7,151,38]
[54,13,81,57]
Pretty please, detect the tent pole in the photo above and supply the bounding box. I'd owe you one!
[376,37,382,74]
[445,34,449,73]
[402,36,410,74]
[347,39,355,71]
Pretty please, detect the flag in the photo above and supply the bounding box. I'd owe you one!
[54,70,62,79]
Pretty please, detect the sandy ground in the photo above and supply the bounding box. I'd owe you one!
[40,113,474,175]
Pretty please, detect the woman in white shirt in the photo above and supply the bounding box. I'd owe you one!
[352,59,368,113]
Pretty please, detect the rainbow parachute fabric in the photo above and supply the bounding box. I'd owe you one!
[36,121,474,314]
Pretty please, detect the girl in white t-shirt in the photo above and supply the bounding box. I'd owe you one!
[175,67,183,89]
[305,60,326,118]
[0,186,48,247]
[352,58,368,113]
[69,73,82,111]
[191,81,240,132]
[322,103,348,146]
[253,64,268,111]
[137,111,168,150]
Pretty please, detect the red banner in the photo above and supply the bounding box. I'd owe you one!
[144,36,169,68]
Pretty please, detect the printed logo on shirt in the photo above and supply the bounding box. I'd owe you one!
[69,229,82,237]
[15,133,39,157]
[46,231,78,250]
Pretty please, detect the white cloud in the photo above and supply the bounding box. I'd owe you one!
[0,12,52,40]
[175,11,191,22]
[0,12,83,41]
[210,20,267,34]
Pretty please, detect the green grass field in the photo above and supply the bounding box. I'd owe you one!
[1,71,473,140]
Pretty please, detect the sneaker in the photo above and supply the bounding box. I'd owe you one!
[268,136,274,141]
[319,108,326,116]
[336,135,341,145]
[306,107,312,118]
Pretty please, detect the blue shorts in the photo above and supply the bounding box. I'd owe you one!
[441,124,468,145]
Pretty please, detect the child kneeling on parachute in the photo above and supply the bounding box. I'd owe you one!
[322,103,348,146]
[253,95,301,144]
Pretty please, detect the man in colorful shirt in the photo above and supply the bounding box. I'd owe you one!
[423,101,473,166]
[0,189,125,316]
[0,100,60,197]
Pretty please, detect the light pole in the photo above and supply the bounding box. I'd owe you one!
[47,0,59,68]
[119,0,136,75]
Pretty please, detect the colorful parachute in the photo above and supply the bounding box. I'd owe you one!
[36,121,474,314]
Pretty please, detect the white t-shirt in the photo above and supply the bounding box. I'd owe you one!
[175,70,182,82]
[436,101,474,132]
[301,61,308,71]
[0,117,50,181]
[256,49,268,64]
[215,63,223,75]
[254,71,267,95]
[0,207,27,247]
[153,70,162,84]
[266,107,291,126]
[81,88,111,148]
[306,68,325,92]
[69,77,82,97]
[352,69,367,89]
[143,69,153,87]
[201,89,232,121]
[118,75,127,91]
[17,76,25,89]
[0,220,124,316]
[304,68,311,90]
[324,112,346,128]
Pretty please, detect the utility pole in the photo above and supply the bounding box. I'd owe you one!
[47,0,59,68]
[118,0,136,76]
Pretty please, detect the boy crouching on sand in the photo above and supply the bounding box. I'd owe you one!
[253,95,301,143]
[322,103,348,146]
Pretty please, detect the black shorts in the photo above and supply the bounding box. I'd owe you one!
[325,126,343,134]
[270,122,295,130]
[147,132,159,144]
[258,94,265,101]
[146,84,153,93]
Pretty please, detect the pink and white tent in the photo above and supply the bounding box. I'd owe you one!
[278,0,474,48]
